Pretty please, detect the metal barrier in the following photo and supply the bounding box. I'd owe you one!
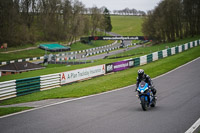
[40,73,60,91]
[0,80,16,100]
[16,77,40,96]
[140,55,147,65]
[0,40,199,100]
[147,54,153,63]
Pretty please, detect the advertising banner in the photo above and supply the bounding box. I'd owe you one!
[128,59,134,67]
[106,60,134,73]
[61,65,105,85]
[81,36,148,43]
[105,63,114,73]
[113,60,129,72]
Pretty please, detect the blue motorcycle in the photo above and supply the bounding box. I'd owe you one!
[136,80,156,111]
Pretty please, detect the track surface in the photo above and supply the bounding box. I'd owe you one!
[1,58,200,133]
[79,40,141,60]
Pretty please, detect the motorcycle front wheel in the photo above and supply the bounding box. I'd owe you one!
[141,97,148,111]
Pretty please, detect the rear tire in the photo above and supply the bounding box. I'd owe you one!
[141,97,147,111]
[150,97,156,107]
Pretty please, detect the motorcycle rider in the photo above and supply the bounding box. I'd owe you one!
[136,69,157,96]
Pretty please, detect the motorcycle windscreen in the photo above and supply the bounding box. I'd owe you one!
[139,81,148,88]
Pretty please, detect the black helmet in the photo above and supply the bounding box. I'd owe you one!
[138,69,144,79]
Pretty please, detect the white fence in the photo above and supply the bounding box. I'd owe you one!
[0,40,199,101]
[40,73,60,91]
[0,80,16,100]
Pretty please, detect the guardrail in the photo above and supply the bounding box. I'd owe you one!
[40,73,60,91]
[16,77,40,96]
[0,80,16,100]
[0,39,199,101]
[0,41,118,66]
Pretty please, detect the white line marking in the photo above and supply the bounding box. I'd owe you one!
[185,118,200,133]
[0,57,200,119]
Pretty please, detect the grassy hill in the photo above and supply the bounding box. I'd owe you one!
[111,16,144,36]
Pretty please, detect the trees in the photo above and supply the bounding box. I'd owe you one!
[103,8,112,33]
[90,6,102,36]
[0,0,24,46]
[113,8,146,16]
[142,0,200,43]
[0,0,107,47]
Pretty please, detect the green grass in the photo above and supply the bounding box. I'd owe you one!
[108,36,200,59]
[0,36,199,82]
[0,15,143,62]
[0,40,114,62]
[1,44,200,106]
[0,48,45,62]
[111,16,144,36]
[0,107,33,116]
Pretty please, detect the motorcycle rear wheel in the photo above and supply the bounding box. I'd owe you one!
[150,97,156,107]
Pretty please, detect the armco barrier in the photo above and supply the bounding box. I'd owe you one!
[171,47,176,55]
[0,40,199,101]
[140,55,147,65]
[175,47,179,54]
[0,80,16,100]
[185,43,188,50]
[182,44,185,51]
[158,51,163,59]
[147,54,153,63]
[179,45,183,52]
[16,77,40,96]
[0,56,44,66]
[152,52,158,61]
[162,49,168,58]
[40,73,60,91]
[133,58,140,67]
[167,48,172,56]
[0,41,118,66]
[194,41,197,47]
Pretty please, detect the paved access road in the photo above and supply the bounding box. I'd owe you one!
[1,58,200,133]
[79,41,141,60]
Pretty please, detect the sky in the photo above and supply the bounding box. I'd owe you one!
[79,0,162,12]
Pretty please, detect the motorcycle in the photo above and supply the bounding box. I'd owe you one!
[136,80,156,111]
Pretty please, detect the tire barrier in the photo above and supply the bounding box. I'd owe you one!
[0,41,118,66]
[0,39,199,100]
[0,56,44,66]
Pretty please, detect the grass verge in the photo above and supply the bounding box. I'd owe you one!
[111,16,144,36]
[0,40,114,62]
[0,107,33,117]
[108,35,200,59]
[1,36,199,82]
[0,45,200,106]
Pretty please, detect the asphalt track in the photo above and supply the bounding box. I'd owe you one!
[79,40,141,60]
[1,58,200,133]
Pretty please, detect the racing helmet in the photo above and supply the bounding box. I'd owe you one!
[138,69,144,79]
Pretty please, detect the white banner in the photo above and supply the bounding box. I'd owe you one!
[61,65,105,85]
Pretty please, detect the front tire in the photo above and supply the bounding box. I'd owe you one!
[141,97,147,111]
